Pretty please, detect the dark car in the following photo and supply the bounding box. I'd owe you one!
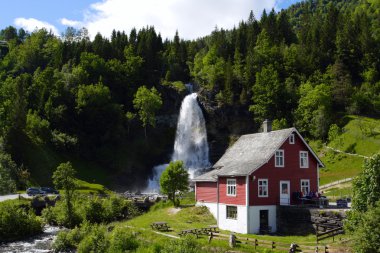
[40,187,59,194]
[26,187,45,196]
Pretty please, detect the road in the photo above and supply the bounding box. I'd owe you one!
[0,194,29,202]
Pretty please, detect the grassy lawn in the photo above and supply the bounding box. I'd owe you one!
[120,195,350,253]
[323,182,353,201]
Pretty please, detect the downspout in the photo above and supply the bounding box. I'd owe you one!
[246,175,250,234]
[217,176,219,227]
[317,164,320,191]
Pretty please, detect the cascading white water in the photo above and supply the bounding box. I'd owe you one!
[145,93,210,192]
[171,93,210,177]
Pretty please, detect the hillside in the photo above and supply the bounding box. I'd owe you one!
[313,116,380,186]
[0,0,379,191]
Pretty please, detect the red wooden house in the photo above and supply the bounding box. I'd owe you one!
[193,120,324,234]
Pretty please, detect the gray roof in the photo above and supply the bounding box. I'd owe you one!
[194,128,324,182]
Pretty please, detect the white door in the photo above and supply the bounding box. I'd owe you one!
[280,181,290,205]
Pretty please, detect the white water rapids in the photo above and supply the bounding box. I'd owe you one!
[145,93,210,192]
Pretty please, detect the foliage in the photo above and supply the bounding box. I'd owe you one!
[352,153,380,212]
[161,235,204,253]
[43,194,138,227]
[349,201,380,253]
[0,152,17,194]
[0,200,42,242]
[108,227,139,253]
[272,118,288,131]
[159,161,189,207]
[133,86,163,137]
[77,225,109,253]
[0,0,379,188]
[53,221,92,252]
[328,124,341,144]
[52,162,77,227]
[295,82,332,139]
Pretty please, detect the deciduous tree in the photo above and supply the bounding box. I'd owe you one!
[159,161,189,207]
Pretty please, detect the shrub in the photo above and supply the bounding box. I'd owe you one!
[83,197,105,223]
[77,225,109,253]
[108,227,139,253]
[351,201,380,253]
[53,221,92,252]
[0,201,43,242]
[42,198,82,227]
[161,235,204,253]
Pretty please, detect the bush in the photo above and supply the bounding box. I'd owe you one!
[43,195,138,227]
[77,225,109,253]
[160,235,204,253]
[0,201,43,242]
[42,198,82,227]
[53,221,92,252]
[108,227,139,253]
[83,197,105,223]
[351,201,380,253]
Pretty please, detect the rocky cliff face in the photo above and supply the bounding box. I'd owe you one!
[197,89,256,164]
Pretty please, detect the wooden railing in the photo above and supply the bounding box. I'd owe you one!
[206,232,346,252]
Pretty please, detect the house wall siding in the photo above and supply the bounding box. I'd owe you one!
[249,133,319,206]
[219,176,246,205]
[195,182,217,203]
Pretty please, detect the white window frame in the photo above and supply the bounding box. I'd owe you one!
[300,151,309,168]
[226,205,237,219]
[226,178,236,196]
[275,149,285,167]
[258,179,268,197]
[301,179,310,195]
[289,133,295,144]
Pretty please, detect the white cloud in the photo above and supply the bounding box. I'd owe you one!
[64,0,277,40]
[14,18,59,35]
[60,18,83,28]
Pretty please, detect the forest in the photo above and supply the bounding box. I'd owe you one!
[0,0,379,190]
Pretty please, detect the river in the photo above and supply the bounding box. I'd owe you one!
[0,226,62,253]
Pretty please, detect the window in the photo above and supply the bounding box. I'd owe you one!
[289,134,295,144]
[226,206,237,219]
[258,179,268,197]
[301,179,310,195]
[300,151,309,168]
[227,178,236,196]
[275,150,284,167]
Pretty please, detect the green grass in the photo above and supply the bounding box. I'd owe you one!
[120,201,350,252]
[323,182,353,201]
[310,115,380,186]
[75,179,111,194]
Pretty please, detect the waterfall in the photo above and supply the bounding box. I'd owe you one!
[144,93,210,192]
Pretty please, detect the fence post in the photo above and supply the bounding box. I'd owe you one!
[229,233,236,248]
[324,245,328,253]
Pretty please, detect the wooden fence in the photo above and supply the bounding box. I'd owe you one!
[207,232,347,253]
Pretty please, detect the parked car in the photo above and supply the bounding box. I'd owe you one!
[40,187,59,194]
[26,187,45,196]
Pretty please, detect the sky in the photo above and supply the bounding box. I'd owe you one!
[1,0,301,40]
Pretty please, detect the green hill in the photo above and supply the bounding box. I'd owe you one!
[312,115,380,185]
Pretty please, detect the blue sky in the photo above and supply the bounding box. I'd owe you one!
[1,0,301,40]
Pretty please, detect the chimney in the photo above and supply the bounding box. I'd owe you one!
[263,119,272,133]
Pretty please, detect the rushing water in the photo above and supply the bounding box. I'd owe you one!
[0,226,62,253]
[145,93,210,192]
